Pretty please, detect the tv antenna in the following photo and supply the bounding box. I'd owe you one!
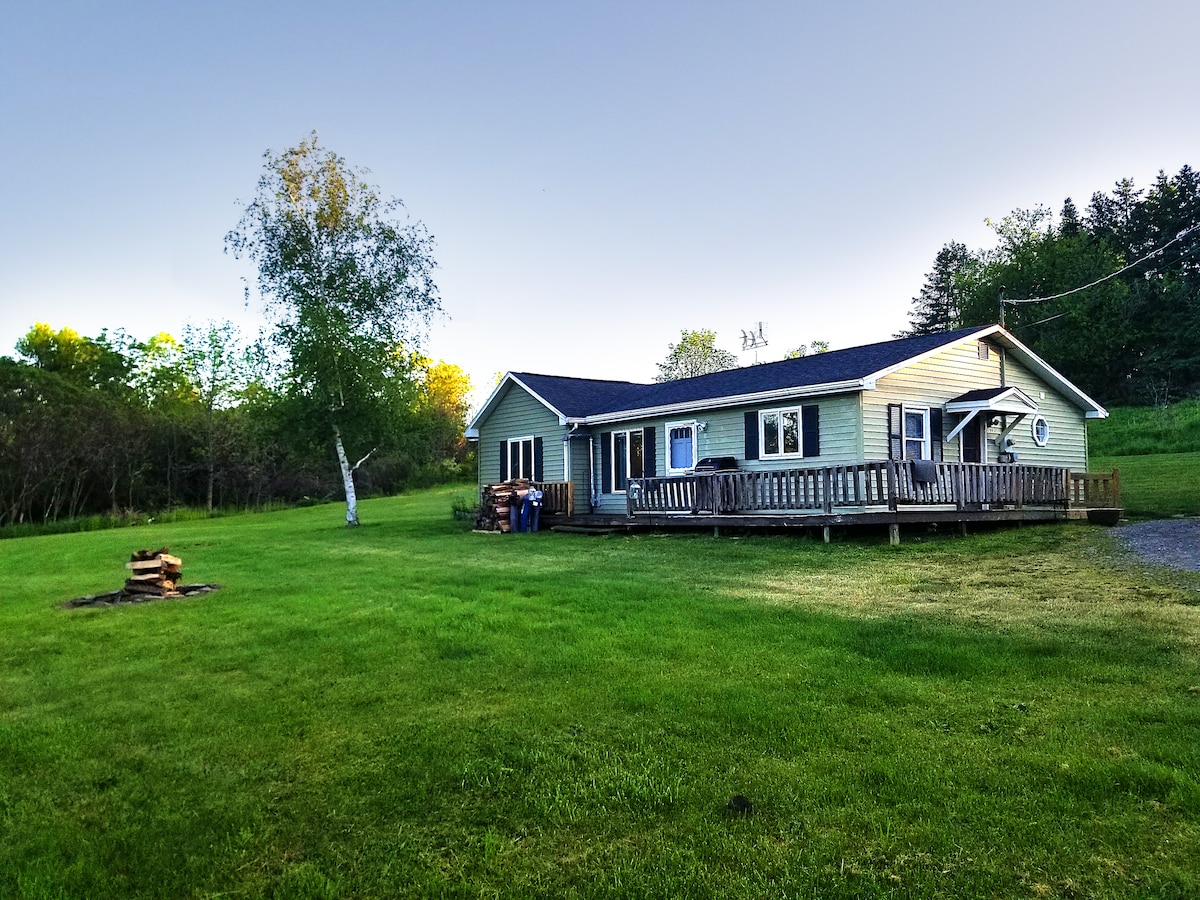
[740,322,768,363]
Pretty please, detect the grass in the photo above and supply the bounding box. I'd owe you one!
[1089,399,1200,458]
[1092,452,1200,518]
[2,487,1199,898]
[1087,399,1200,517]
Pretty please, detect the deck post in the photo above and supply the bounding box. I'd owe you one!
[886,460,898,511]
[822,468,833,513]
[823,525,831,544]
[888,523,901,546]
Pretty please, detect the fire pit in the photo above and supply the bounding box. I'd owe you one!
[61,548,219,608]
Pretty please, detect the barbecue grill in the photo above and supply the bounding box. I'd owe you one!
[693,456,739,473]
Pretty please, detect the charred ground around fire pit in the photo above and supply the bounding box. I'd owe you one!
[61,584,221,608]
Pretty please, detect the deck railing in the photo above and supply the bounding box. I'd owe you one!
[1067,470,1120,509]
[530,481,574,516]
[626,461,1087,516]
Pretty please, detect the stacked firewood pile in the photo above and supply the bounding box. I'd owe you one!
[475,480,530,532]
[124,548,184,598]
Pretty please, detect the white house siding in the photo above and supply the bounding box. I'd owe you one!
[863,338,1089,469]
[586,392,863,514]
[475,383,565,492]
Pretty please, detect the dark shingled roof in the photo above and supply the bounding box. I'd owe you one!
[512,327,984,419]
[510,373,640,419]
[947,387,1014,403]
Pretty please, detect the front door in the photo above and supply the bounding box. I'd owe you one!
[962,416,985,464]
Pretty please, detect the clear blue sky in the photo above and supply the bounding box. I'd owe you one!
[2,1,1196,408]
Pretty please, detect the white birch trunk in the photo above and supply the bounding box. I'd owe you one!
[333,424,360,527]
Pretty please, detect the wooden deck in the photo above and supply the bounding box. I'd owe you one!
[535,462,1121,543]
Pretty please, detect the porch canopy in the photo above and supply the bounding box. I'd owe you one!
[944,386,1039,444]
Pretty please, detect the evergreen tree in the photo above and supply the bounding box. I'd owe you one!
[898,241,977,336]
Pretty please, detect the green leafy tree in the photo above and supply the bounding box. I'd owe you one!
[226,133,441,525]
[15,323,136,396]
[904,166,1200,404]
[654,329,739,382]
[181,320,250,513]
[785,340,830,358]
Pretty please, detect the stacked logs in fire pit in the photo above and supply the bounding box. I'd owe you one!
[124,548,184,598]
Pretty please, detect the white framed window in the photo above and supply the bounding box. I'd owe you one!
[666,421,697,473]
[1031,414,1050,447]
[506,436,535,479]
[759,407,802,458]
[610,429,645,492]
[903,406,931,459]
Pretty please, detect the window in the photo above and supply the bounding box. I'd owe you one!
[903,407,931,459]
[1031,414,1050,447]
[887,403,940,462]
[611,429,645,492]
[667,421,697,473]
[601,427,656,493]
[503,436,535,479]
[756,405,818,459]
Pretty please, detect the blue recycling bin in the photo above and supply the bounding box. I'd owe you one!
[519,493,531,532]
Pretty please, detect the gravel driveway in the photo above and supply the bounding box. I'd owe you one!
[1114,518,1200,572]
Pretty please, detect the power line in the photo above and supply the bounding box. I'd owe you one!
[1002,223,1199,307]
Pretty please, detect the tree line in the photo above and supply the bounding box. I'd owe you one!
[0,320,471,529]
[901,165,1200,406]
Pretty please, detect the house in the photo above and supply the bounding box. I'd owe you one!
[465,325,1111,527]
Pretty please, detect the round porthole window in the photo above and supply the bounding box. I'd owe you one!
[1031,414,1050,447]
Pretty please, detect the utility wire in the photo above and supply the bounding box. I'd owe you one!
[1023,311,1069,329]
[1002,223,1199,306]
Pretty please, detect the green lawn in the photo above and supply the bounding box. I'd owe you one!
[1092,452,1200,517]
[2,489,1199,898]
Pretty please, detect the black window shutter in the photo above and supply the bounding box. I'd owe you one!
[802,405,820,457]
[499,440,509,481]
[533,437,544,481]
[642,426,657,478]
[887,404,902,459]
[600,432,612,493]
[743,411,759,460]
[930,408,943,462]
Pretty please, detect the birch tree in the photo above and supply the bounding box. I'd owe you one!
[226,133,440,525]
